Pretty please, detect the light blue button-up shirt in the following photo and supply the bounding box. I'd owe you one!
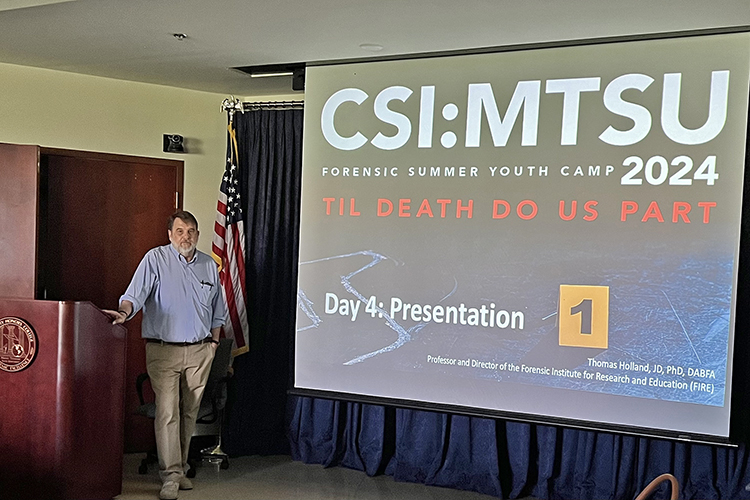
[120,244,227,343]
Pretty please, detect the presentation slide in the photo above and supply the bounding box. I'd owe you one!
[294,32,750,439]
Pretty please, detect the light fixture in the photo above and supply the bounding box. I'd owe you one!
[232,63,306,91]
[250,71,293,78]
[172,33,188,41]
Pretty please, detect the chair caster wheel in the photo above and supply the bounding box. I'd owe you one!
[220,458,229,470]
[138,461,148,475]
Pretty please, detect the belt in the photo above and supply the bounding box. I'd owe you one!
[146,338,213,346]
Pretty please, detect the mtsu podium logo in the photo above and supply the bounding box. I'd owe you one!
[0,317,38,373]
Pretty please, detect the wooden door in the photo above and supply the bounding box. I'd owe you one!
[38,148,183,452]
[0,143,40,299]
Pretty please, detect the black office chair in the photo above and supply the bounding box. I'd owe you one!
[136,338,234,476]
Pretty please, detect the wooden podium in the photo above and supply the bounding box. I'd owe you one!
[0,299,127,500]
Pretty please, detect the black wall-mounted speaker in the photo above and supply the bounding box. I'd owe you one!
[163,134,185,153]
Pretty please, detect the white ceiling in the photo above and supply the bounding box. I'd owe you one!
[0,0,748,96]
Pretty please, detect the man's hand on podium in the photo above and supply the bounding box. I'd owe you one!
[104,301,133,324]
[102,309,129,325]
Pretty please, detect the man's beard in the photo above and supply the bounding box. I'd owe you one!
[176,241,196,258]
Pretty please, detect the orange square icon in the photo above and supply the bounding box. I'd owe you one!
[558,285,609,348]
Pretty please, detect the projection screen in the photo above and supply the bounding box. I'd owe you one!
[293,31,750,441]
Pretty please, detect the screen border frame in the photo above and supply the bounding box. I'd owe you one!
[292,25,750,447]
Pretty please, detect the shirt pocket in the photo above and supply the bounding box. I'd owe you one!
[192,281,215,311]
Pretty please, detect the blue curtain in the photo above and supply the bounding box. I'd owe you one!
[288,399,750,499]
[227,105,750,499]
[225,107,303,456]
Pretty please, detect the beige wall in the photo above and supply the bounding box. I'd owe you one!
[0,62,228,254]
[0,61,304,253]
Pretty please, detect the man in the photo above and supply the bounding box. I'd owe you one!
[104,210,227,500]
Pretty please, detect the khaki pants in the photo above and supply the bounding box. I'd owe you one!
[146,342,215,483]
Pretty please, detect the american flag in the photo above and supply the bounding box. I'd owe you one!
[212,123,249,356]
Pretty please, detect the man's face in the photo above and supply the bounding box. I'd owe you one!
[168,217,199,259]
